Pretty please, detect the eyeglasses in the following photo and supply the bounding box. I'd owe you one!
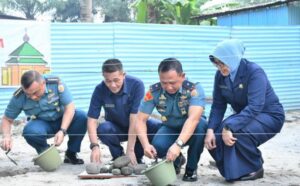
[5,149,18,165]
[209,55,226,69]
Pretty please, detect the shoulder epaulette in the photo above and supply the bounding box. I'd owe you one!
[13,87,24,97]
[182,80,195,91]
[150,82,161,92]
[45,76,60,84]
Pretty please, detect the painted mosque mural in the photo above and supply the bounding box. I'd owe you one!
[1,30,50,86]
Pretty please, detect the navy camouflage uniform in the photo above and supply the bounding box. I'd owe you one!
[139,80,208,171]
[4,75,87,154]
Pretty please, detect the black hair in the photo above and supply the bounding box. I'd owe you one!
[102,59,123,73]
[21,70,43,89]
[158,58,183,74]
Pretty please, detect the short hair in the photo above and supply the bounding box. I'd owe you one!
[21,70,43,89]
[102,59,123,73]
[158,58,183,74]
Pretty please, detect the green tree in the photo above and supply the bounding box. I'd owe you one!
[0,0,9,13]
[132,0,207,24]
[51,0,81,22]
[93,0,131,22]
[4,0,48,19]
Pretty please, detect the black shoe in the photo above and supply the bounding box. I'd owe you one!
[64,151,84,165]
[182,169,198,182]
[240,168,264,181]
[174,154,186,174]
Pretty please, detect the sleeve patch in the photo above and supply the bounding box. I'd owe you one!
[58,84,64,93]
[144,90,153,101]
[191,89,198,97]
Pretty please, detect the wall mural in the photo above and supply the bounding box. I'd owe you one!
[0,20,51,87]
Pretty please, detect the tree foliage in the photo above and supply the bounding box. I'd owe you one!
[50,0,80,22]
[4,0,48,19]
[93,0,131,22]
[132,0,207,24]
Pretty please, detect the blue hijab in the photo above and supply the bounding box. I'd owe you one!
[210,39,245,82]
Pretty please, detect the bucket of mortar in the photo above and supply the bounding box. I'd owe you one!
[142,159,176,186]
[33,145,62,172]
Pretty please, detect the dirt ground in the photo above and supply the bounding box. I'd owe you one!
[0,111,299,186]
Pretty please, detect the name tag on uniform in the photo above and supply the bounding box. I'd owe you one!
[105,104,115,108]
[219,85,228,89]
[48,94,59,103]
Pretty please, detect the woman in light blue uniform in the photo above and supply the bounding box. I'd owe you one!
[204,39,285,181]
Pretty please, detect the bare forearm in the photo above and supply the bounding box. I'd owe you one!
[178,117,199,143]
[61,103,75,130]
[136,121,149,148]
[1,116,13,138]
[127,115,137,151]
[87,117,99,144]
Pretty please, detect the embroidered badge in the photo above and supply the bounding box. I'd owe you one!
[58,84,64,92]
[159,94,166,100]
[144,90,153,101]
[191,89,198,97]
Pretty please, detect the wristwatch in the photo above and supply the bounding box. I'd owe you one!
[60,128,67,136]
[90,143,99,150]
[175,139,184,148]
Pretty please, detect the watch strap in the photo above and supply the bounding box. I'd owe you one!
[60,128,67,136]
[90,143,99,150]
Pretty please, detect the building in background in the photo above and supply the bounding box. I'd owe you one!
[193,0,300,26]
[1,32,50,86]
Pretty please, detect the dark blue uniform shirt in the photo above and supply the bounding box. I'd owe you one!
[87,75,145,128]
[208,59,284,132]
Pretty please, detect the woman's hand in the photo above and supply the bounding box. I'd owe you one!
[205,129,217,150]
[222,127,237,146]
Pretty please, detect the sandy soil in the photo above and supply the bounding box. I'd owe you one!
[0,111,299,186]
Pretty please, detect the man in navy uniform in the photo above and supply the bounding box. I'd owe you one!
[87,59,160,165]
[1,70,87,164]
[136,58,207,182]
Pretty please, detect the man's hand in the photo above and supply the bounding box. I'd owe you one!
[1,136,12,151]
[126,149,137,165]
[90,147,101,163]
[143,144,157,159]
[205,129,217,150]
[166,143,181,162]
[222,128,237,146]
[54,130,65,146]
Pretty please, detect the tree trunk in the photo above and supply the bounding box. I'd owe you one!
[80,0,93,22]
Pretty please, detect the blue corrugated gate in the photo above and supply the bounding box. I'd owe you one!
[0,23,299,117]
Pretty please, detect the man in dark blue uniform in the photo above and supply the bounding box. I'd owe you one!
[1,70,87,164]
[87,59,160,164]
[136,58,207,182]
[205,39,285,181]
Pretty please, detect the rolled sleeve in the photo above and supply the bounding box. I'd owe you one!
[58,82,73,106]
[4,97,22,120]
[87,87,102,119]
[130,80,145,114]
[189,83,206,107]
[139,99,155,115]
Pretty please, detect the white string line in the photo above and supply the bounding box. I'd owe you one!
[18,132,281,136]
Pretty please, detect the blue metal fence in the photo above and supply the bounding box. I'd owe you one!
[0,23,299,118]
